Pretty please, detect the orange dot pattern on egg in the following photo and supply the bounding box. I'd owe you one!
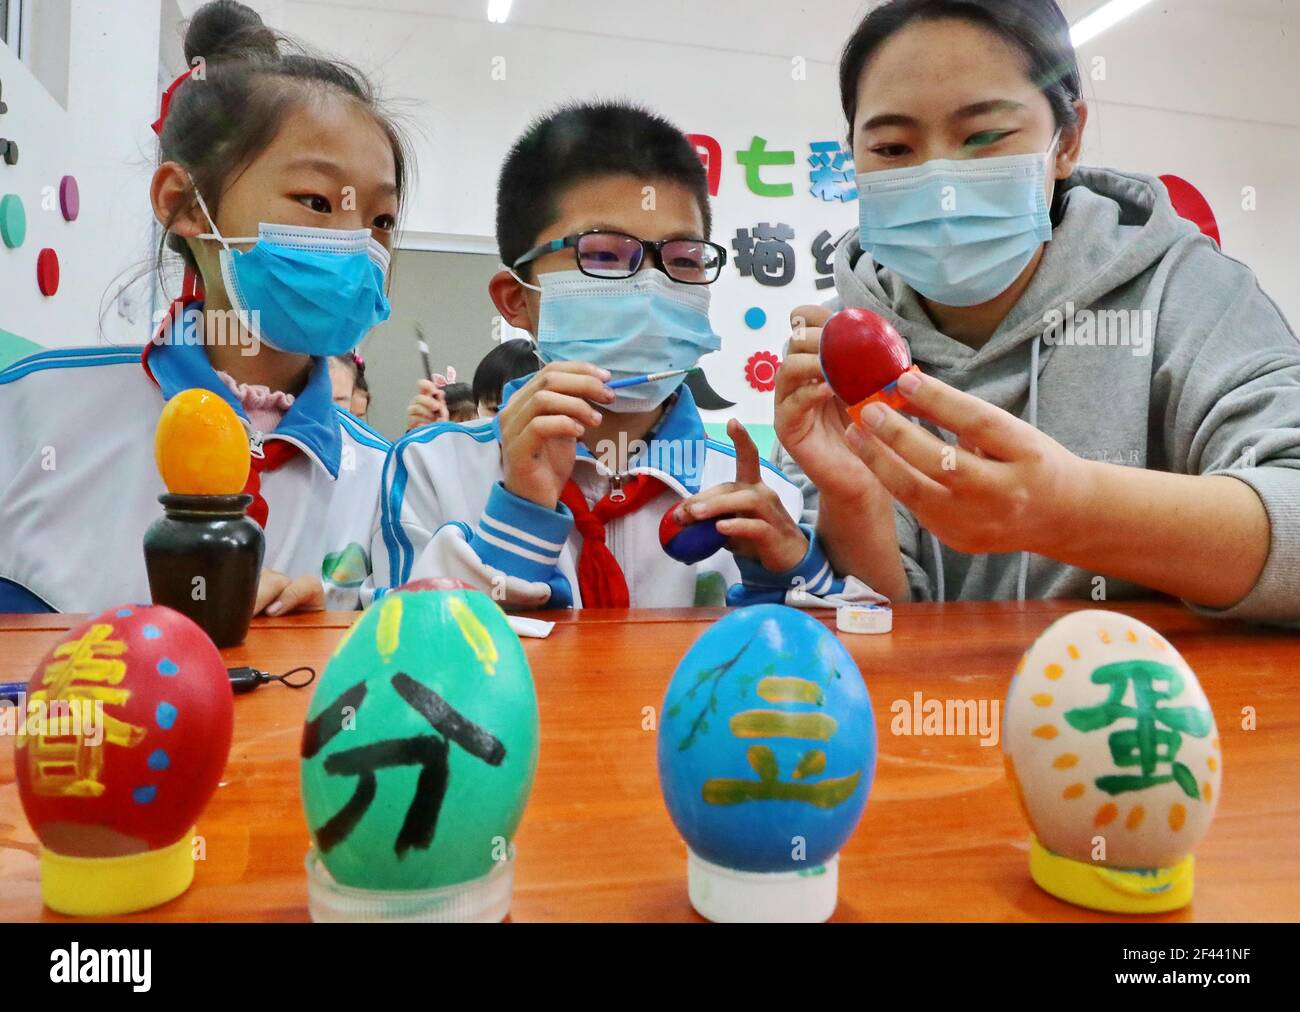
[1031,693,1053,707]
[1126,806,1145,830]
[1169,803,1187,831]
[1094,803,1118,827]
[1032,724,1058,739]
[1053,753,1078,769]
[1125,628,1138,643]
[1207,756,1218,772]
[1150,636,1166,651]
[1066,643,1080,660]
[155,388,251,495]
[1202,782,1213,802]
[1063,783,1086,800]
[1098,628,1112,644]
[1044,663,1064,681]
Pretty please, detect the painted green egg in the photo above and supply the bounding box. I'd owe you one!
[300,589,539,891]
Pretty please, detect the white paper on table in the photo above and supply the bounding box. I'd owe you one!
[508,614,556,639]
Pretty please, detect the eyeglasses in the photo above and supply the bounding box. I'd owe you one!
[512,229,728,285]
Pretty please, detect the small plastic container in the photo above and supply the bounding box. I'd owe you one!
[305,849,515,923]
[686,849,839,923]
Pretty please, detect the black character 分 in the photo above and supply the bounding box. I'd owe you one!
[302,673,506,857]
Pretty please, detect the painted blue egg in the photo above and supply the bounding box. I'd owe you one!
[659,507,729,565]
[657,605,875,872]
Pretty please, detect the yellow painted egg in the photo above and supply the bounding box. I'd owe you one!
[154,388,250,495]
[1005,610,1221,874]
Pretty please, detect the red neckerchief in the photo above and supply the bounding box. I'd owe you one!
[559,474,666,608]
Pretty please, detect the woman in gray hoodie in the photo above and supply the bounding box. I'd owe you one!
[774,0,1300,625]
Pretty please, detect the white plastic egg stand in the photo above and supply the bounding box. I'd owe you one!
[687,850,840,923]
[305,849,515,923]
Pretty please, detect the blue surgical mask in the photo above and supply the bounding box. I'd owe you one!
[856,133,1061,307]
[515,269,722,413]
[192,186,391,357]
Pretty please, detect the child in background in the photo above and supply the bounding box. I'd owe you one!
[442,382,477,422]
[351,356,370,420]
[0,0,406,614]
[472,338,538,418]
[329,353,358,410]
[373,101,883,610]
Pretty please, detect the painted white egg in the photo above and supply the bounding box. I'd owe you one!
[1004,610,1221,870]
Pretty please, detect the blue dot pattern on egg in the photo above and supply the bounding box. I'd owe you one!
[132,785,158,805]
[155,701,178,730]
[657,604,876,873]
[157,657,179,677]
[142,624,162,640]
[148,749,170,771]
[116,608,133,618]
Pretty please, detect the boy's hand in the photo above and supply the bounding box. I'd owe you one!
[676,418,808,573]
[255,570,325,617]
[406,379,449,431]
[846,371,1084,556]
[775,304,888,504]
[499,361,614,510]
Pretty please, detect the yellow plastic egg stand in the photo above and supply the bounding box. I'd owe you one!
[1028,834,1195,915]
[40,829,198,917]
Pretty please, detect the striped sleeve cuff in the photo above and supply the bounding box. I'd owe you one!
[468,482,574,584]
[734,525,841,597]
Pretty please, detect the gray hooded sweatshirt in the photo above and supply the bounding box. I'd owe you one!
[774,167,1300,625]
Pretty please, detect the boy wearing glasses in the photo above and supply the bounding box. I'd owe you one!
[373,101,880,610]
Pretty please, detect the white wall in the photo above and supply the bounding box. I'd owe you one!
[263,0,1300,437]
[0,0,163,357]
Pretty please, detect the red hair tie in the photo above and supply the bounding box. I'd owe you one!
[151,67,197,137]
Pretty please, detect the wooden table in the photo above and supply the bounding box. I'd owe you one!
[1,601,1297,922]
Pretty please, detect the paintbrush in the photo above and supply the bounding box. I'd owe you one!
[606,367,700,390]
[414,323,434,381]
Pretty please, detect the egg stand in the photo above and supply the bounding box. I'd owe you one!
[686,850,840,923]
[41,832,199,917]
[1028,835,1196,914]
[841,364,922,426]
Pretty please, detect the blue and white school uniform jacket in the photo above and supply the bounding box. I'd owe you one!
[374,379,879,609]
[0,303,388,613]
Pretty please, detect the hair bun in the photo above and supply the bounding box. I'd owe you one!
[184,0,280,65]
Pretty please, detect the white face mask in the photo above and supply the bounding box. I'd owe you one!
[856,131,1062,307]
[511,269,722,413]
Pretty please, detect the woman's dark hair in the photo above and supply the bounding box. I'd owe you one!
[839,0,1082,139]
[158,0,412,280]
[472,339,539,406]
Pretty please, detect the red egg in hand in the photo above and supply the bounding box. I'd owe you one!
[819,307,919,421]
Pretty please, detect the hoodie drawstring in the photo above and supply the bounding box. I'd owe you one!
[1015,334,1043,602]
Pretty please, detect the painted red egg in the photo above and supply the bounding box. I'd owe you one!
[15,604,233,858]
[819,308,911,406]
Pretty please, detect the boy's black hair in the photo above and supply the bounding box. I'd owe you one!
[495,100,711,275]
[472,339,539,406]
[442,382,474,411]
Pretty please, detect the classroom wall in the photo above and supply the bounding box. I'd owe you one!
[252,0,1300,448]
[0,1,164,364]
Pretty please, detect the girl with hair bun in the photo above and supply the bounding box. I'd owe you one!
[0,0,411,614]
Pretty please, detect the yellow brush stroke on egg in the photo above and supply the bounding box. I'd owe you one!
[448,596,498,676]
[1150,636,1166,651]
[1098,628,1112,644]
[1032,724,1058,739]
[1094,803,1118,827]
[1067,644,1080,660]
[1053,753,1078,769]
[375,595,403,661]
[1202,782,1213,802]
[1063,783,1085,800]
[1126,806,1145,830]
[757,676,822,704]
[1207,756,1218,772]
[1031,693,1053,707]
[730,710,838,740]
[1169,803,1187,831]
[1044,663,1064,681]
